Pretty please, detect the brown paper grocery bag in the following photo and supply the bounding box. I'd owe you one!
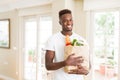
[64,45,89,73]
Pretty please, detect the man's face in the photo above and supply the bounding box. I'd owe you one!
[59,13,73,32]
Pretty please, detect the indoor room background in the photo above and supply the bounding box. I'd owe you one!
[0,0,120,80]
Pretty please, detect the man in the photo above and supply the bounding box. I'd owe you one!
[45,9,90,80]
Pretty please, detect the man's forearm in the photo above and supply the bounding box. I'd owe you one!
[46,61,66,70]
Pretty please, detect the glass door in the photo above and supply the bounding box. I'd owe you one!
[37,16,52,80]
[92,11,119,80]
[23,15,52,80]
[24,17,37,80]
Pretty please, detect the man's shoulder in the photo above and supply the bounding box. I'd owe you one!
[72,32,88,43]
[48,32,62,40]
[72,32,84,39]
[50,32,61,37]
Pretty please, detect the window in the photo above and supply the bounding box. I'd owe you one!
[92,11,119,80]
[38,16,52,80]
[24,18,37,80]
[23,15,52,80]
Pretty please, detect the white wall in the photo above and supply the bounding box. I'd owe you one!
[84,0,120,10]
[74,0,86,38]
[0,10,19,80]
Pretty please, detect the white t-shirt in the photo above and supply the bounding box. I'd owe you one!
[45,32,87,80]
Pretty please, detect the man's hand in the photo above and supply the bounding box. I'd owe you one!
[68,65,89,75]
[65,53,84,66]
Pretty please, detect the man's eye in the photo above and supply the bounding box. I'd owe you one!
[63,20,67,22]
[63,21,67,23]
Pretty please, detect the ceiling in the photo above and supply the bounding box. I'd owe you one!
[0,0,49,6]
[0,0,51,12]
[0,0,20,6]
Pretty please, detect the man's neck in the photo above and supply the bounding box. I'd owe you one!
[61,31,72,36]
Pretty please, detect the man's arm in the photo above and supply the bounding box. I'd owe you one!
[45,50,66,70]
[45,50,83,70]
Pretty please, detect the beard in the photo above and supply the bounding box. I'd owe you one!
[66,25,72,31]
[63,28,72,32]
[62,25,73,32]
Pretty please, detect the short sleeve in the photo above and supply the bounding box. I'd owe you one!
[44,36,55,51]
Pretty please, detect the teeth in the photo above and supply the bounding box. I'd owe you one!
[68,25,71,28]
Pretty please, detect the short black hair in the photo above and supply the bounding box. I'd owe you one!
[59,9,72,18]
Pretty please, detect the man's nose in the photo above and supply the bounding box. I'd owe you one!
[67,21,71,25]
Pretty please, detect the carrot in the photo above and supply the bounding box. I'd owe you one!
[65,35,71,46]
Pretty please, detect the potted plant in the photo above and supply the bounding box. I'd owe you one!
[106,58,116,78]
[28,49,35,62]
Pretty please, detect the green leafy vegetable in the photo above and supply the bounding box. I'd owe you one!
[71,39,84,46]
